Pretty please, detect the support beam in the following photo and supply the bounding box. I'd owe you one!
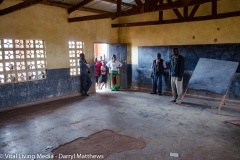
[68,13,117,22]
[167,0,183,20]
[158,0,163,23]
[0,0,4,4]
[155,0,216,11]
[134,0,143,11]
[121,6,141,16]
[68,0,93,14]
[0,0,44,16]
[212,0,217,15]
[184,6,188,21]
[112,10,240,28]
[101,0,136,8]
[120,0,215,17]
[189,5,200,20]
[41,1,109,14]
[117,0,121,16]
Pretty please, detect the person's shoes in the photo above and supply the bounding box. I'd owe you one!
[169,99,176,102]
[85,93,89,96]
[175,100,181,104]
[82,91,86,96]
[158,93,162,96]
[150,92,156,94]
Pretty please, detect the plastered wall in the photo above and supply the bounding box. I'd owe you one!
[118,0,240,64]
[0,0,118,69]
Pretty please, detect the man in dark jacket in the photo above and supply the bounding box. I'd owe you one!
[79,53,92,96]
[169,48,185,104]
[150,53,167,95]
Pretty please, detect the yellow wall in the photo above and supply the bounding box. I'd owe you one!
[118,0,240,64]
[1,1,240,66]
[0,0,118,69]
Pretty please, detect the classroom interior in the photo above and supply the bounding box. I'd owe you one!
[0,0,240,160]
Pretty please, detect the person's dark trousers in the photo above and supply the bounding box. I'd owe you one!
[152,74,162,94]
[81,74,92,94]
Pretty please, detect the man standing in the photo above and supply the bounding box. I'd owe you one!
[79,53,92,96]
[150,53,167,95]
[169,48,185,104]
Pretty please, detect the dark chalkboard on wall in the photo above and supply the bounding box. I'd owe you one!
[138,44,240,72]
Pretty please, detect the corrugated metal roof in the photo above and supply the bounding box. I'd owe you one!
[46,0,136,13]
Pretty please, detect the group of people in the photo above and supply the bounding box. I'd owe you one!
[79,48,184,103]
[79,53,122,96]
[150,48,185,104]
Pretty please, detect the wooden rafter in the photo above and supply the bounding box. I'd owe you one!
[68,13,117,22]
[68,0,93,14]
[212,0,217,15]
[41,1,109,14]
[68,0,216,23]
[155,0,216,11]
[112,10,240,28]
[0,0,44,16]
[101,0,136,8]
[117,0,122,16]
[159,0,163,23]
[0,0,4,4]
[167,0,183,20]
[134,0,143,11]
[189,5,200,20]
[184,6,188,21]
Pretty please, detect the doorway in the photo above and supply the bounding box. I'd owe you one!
[93,43,128,91]
[94,43,108,90]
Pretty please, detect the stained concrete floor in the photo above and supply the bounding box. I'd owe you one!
[0,90,240,160]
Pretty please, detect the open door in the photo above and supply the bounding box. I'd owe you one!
[108,43,127,89]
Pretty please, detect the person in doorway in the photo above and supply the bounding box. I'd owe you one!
[150,53,167,95]
[106,54,122,91]
[79,53,92,96]
[94,56,102,89]
[169,48,185,104]
[99,61,107,89]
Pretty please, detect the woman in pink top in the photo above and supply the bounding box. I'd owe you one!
[99,61,107,89]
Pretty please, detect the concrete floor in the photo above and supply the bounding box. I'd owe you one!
[0,90,240,160]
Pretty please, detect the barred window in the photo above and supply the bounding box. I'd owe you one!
[68,41,83,76]
[0,39,47,84]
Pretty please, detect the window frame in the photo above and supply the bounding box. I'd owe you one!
[0,39,47,84]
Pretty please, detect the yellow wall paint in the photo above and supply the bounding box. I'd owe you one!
[118,1,240,64]
[0,0,118,69]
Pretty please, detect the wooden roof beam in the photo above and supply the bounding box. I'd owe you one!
[68,0,93,14]
[155,0,217,11]
[112,10,240,28]
[0,0,44,16]
[68,13,117,22]
[212,0,217,15]
[41,1,109,14]
[117,0,122,16]
[0,0,4,4]
[134,0,143,12]
[121,0,216,17]
[189,4,200,20]
[167,0,183,20]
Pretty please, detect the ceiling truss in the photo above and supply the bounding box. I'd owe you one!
[0,0,240,28]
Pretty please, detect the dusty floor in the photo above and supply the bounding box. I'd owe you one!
[0,90,240,160]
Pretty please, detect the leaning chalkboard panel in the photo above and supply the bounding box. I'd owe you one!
[179,58,239,114]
